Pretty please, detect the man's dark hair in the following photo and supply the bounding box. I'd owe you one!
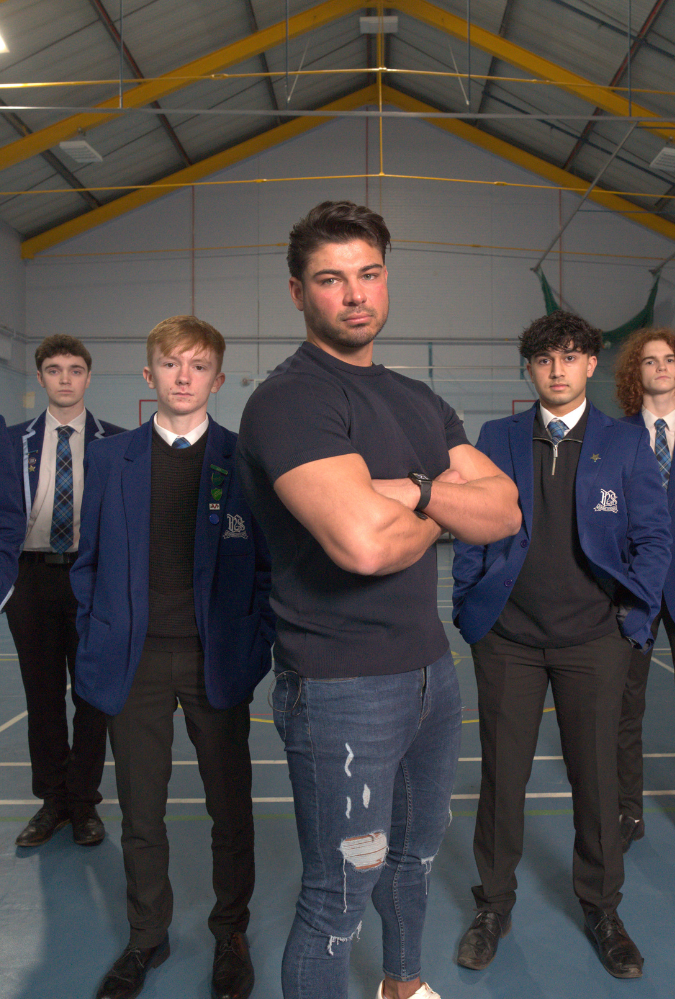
[287,200,392,280]
[519,310,603,360]
[35,334,92,371]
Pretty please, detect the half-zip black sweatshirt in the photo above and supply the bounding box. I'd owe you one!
[492,402,617,648]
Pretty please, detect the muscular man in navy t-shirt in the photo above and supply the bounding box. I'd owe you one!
[237,200,521,999]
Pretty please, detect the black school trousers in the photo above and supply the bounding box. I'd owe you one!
[618,596,675,821]
[107,641,255,947]
[5,554,107,808]
[470,627,632,917]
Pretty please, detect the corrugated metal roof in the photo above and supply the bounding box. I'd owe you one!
[0,0,673,242]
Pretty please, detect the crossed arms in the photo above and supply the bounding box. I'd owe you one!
[274,444,521,577]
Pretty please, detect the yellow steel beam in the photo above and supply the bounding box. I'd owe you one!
[21,85,379,259]
[0,0,362,172]
[393,0,675,144]
[22,82,675,259]
[382,84,675,245]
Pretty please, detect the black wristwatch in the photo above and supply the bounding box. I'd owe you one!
[408,471,433,511]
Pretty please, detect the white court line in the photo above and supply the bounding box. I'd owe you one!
[0,798,295,805]
[0,760,288,767]
[0,685,71,733]
[652,655,674,675]
[0,711,28,734]
[2,790,675,806]
[2,755,674,767]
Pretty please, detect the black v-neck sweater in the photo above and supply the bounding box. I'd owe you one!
[493,405,616,648]
[146,427,207,643]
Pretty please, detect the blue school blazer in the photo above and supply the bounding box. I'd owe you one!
[452,402,671,650]
[71,415,275,715]
[0,415,26,610]
[7,409,125,525]
[623,411,675,622]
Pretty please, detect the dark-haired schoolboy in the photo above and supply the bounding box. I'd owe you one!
[452,312,670,979]
[6,335,125,847]
[238,201,521,999]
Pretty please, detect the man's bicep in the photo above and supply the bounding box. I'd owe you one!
[447,443,504,482]
[274,453,375,542]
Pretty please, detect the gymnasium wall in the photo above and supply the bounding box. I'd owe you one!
[4,111,675,439]
[0,220,27,426]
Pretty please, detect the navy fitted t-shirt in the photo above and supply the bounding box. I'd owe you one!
[236,341,468,678]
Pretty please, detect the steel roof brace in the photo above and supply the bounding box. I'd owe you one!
[466,0,471,108]
[118,0,124,108]
[650,247,675,276]
[627,0,632,117]
[531,121,638,273]
[285,0,290,103]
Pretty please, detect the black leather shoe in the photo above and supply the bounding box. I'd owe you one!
[457,911,511,970]
[211,932,254,999]
[15,804,70,846]
[95,936,170,999]
[584,908,643,979]
[620,814,645,853]
[71,805,105,846]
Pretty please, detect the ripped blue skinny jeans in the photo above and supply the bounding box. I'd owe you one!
[272,650,462,999]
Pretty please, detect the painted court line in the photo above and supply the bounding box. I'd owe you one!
[11,751,675,766]
[2,790,675,807]
[0,711,28,735]
[652,655,674,675]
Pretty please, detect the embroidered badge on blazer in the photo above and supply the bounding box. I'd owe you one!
[593,488,618,514]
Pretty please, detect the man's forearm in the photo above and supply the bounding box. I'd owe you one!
[372,474,521,544]
[425,475,520,543]
[368,506,442,575]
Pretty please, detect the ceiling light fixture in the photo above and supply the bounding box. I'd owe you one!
[59,139,103,164]
[0,31,8,53]
[650,146,675,175]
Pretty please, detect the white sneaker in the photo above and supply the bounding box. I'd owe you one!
[375,983,441,999]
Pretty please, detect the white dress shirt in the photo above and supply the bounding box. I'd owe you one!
[539,398,587,434]
[24,408,87,552]
[641,406,675,458]
[153,413,209,447]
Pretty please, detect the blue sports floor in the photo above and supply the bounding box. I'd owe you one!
[1,544,674,999]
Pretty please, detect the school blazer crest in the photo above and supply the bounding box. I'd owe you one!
[452,402,672,649]
[70,416,275,715]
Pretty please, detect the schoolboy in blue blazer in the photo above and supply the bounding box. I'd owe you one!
[0,414,25,611]
[614,328,675,853]
[72,316,274,999]
[452,312,670,981]
[6,335,125,850]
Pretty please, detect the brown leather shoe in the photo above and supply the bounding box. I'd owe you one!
[71,804,105,846]
[620,814,645,853]
[457,911,511,970]
[584,907,643,979]
[211,932,254,999]
[15,804,70,847]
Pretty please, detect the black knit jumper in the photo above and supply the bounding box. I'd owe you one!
[146,427,208,648]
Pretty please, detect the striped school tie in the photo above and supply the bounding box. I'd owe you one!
[172,437,190,449]
[50,426,75,553]
[655,418,671,488]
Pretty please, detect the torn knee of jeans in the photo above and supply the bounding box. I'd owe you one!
[339,831,388,871]
[421,853,437,895]
[327,921,362,956]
